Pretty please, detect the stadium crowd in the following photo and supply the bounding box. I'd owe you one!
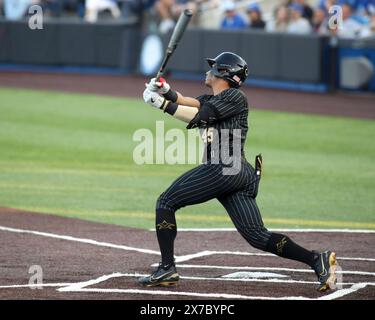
[0,0,374,38]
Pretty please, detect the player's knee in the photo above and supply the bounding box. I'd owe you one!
[156,192,177,213]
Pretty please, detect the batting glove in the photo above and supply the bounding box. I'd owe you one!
[143,88,169,109]
[146,77,171,94]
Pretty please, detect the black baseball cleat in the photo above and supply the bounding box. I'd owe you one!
[312,250,337,292]
[138,263,179,287]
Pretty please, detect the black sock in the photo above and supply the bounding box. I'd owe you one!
[155,208,177,268]
[266,233,316,267]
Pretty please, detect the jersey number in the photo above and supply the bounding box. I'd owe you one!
[201,127,214,144]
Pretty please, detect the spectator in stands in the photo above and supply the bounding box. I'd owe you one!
[41,0,63,17]
[155,0,198,34]
[335,0,371,13]
[369,14,375,36]
[246,2,265,29]
[266,5,290,32]
[318,0,339,13]
[317,0,368,14]
[126,0,157,16]
[196,0,221,29]
[85,0,121,23]
[271,0,291,20]
[293,0,313,24]
[3,0,37,20]
[336,3,371,38]
[278,0,292,8]
[41,0,83,18]
[352,10,374,38]
[318,0,370,29]
[287,3,311,34]
[368,1,375,16]
[220,1,247,30]
[312,7,328,34]
[120,0,157,21]
[350,0,372,25]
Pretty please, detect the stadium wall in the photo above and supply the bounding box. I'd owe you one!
[0,19,374,93]
[0,20,141,73]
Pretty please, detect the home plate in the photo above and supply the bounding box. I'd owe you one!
[222,272,288,279]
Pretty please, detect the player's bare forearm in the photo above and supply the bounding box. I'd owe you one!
[170,104,198,123]
[176,92,200,108]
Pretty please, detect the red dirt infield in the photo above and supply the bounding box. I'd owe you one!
[0,207,374,300]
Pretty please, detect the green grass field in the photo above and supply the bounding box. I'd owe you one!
[0,87,374,229]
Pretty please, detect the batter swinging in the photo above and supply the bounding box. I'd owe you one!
[140,52,337,292]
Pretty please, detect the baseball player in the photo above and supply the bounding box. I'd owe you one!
[139,52,337,292]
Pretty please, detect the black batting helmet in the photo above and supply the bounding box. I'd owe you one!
[206,52,249,88]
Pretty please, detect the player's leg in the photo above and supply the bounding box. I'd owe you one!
[218,191,337,291]
[156,163,245,265]
[138,163,246,287]
[218,191,315,263]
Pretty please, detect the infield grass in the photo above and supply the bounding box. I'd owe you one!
[0,87,374,229]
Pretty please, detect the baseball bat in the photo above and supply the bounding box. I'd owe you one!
[156,9,193,80]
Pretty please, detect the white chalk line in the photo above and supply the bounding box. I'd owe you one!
[98,272,374,286]
[317,283,371,300]
[57,272,375,301]
[1,224,374,265]
[120,272,320,285]
[153,228,375,234]
[3,272,373,292]
[165,264,375,277]
[338,257,375,262]
[1,224,374,300]
[2,272,374,301]
[175,250,215,262]
[0,225,160,256]
[0,225,190,261]
[58,273,124,292]
[69,286,371,301]
[65,287,307,300]
[0,283,74,289]
[175,250,375,263]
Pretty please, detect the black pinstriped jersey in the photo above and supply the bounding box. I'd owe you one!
[195,88,249,164]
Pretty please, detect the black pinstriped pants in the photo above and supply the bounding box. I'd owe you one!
[156,160,272,251]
